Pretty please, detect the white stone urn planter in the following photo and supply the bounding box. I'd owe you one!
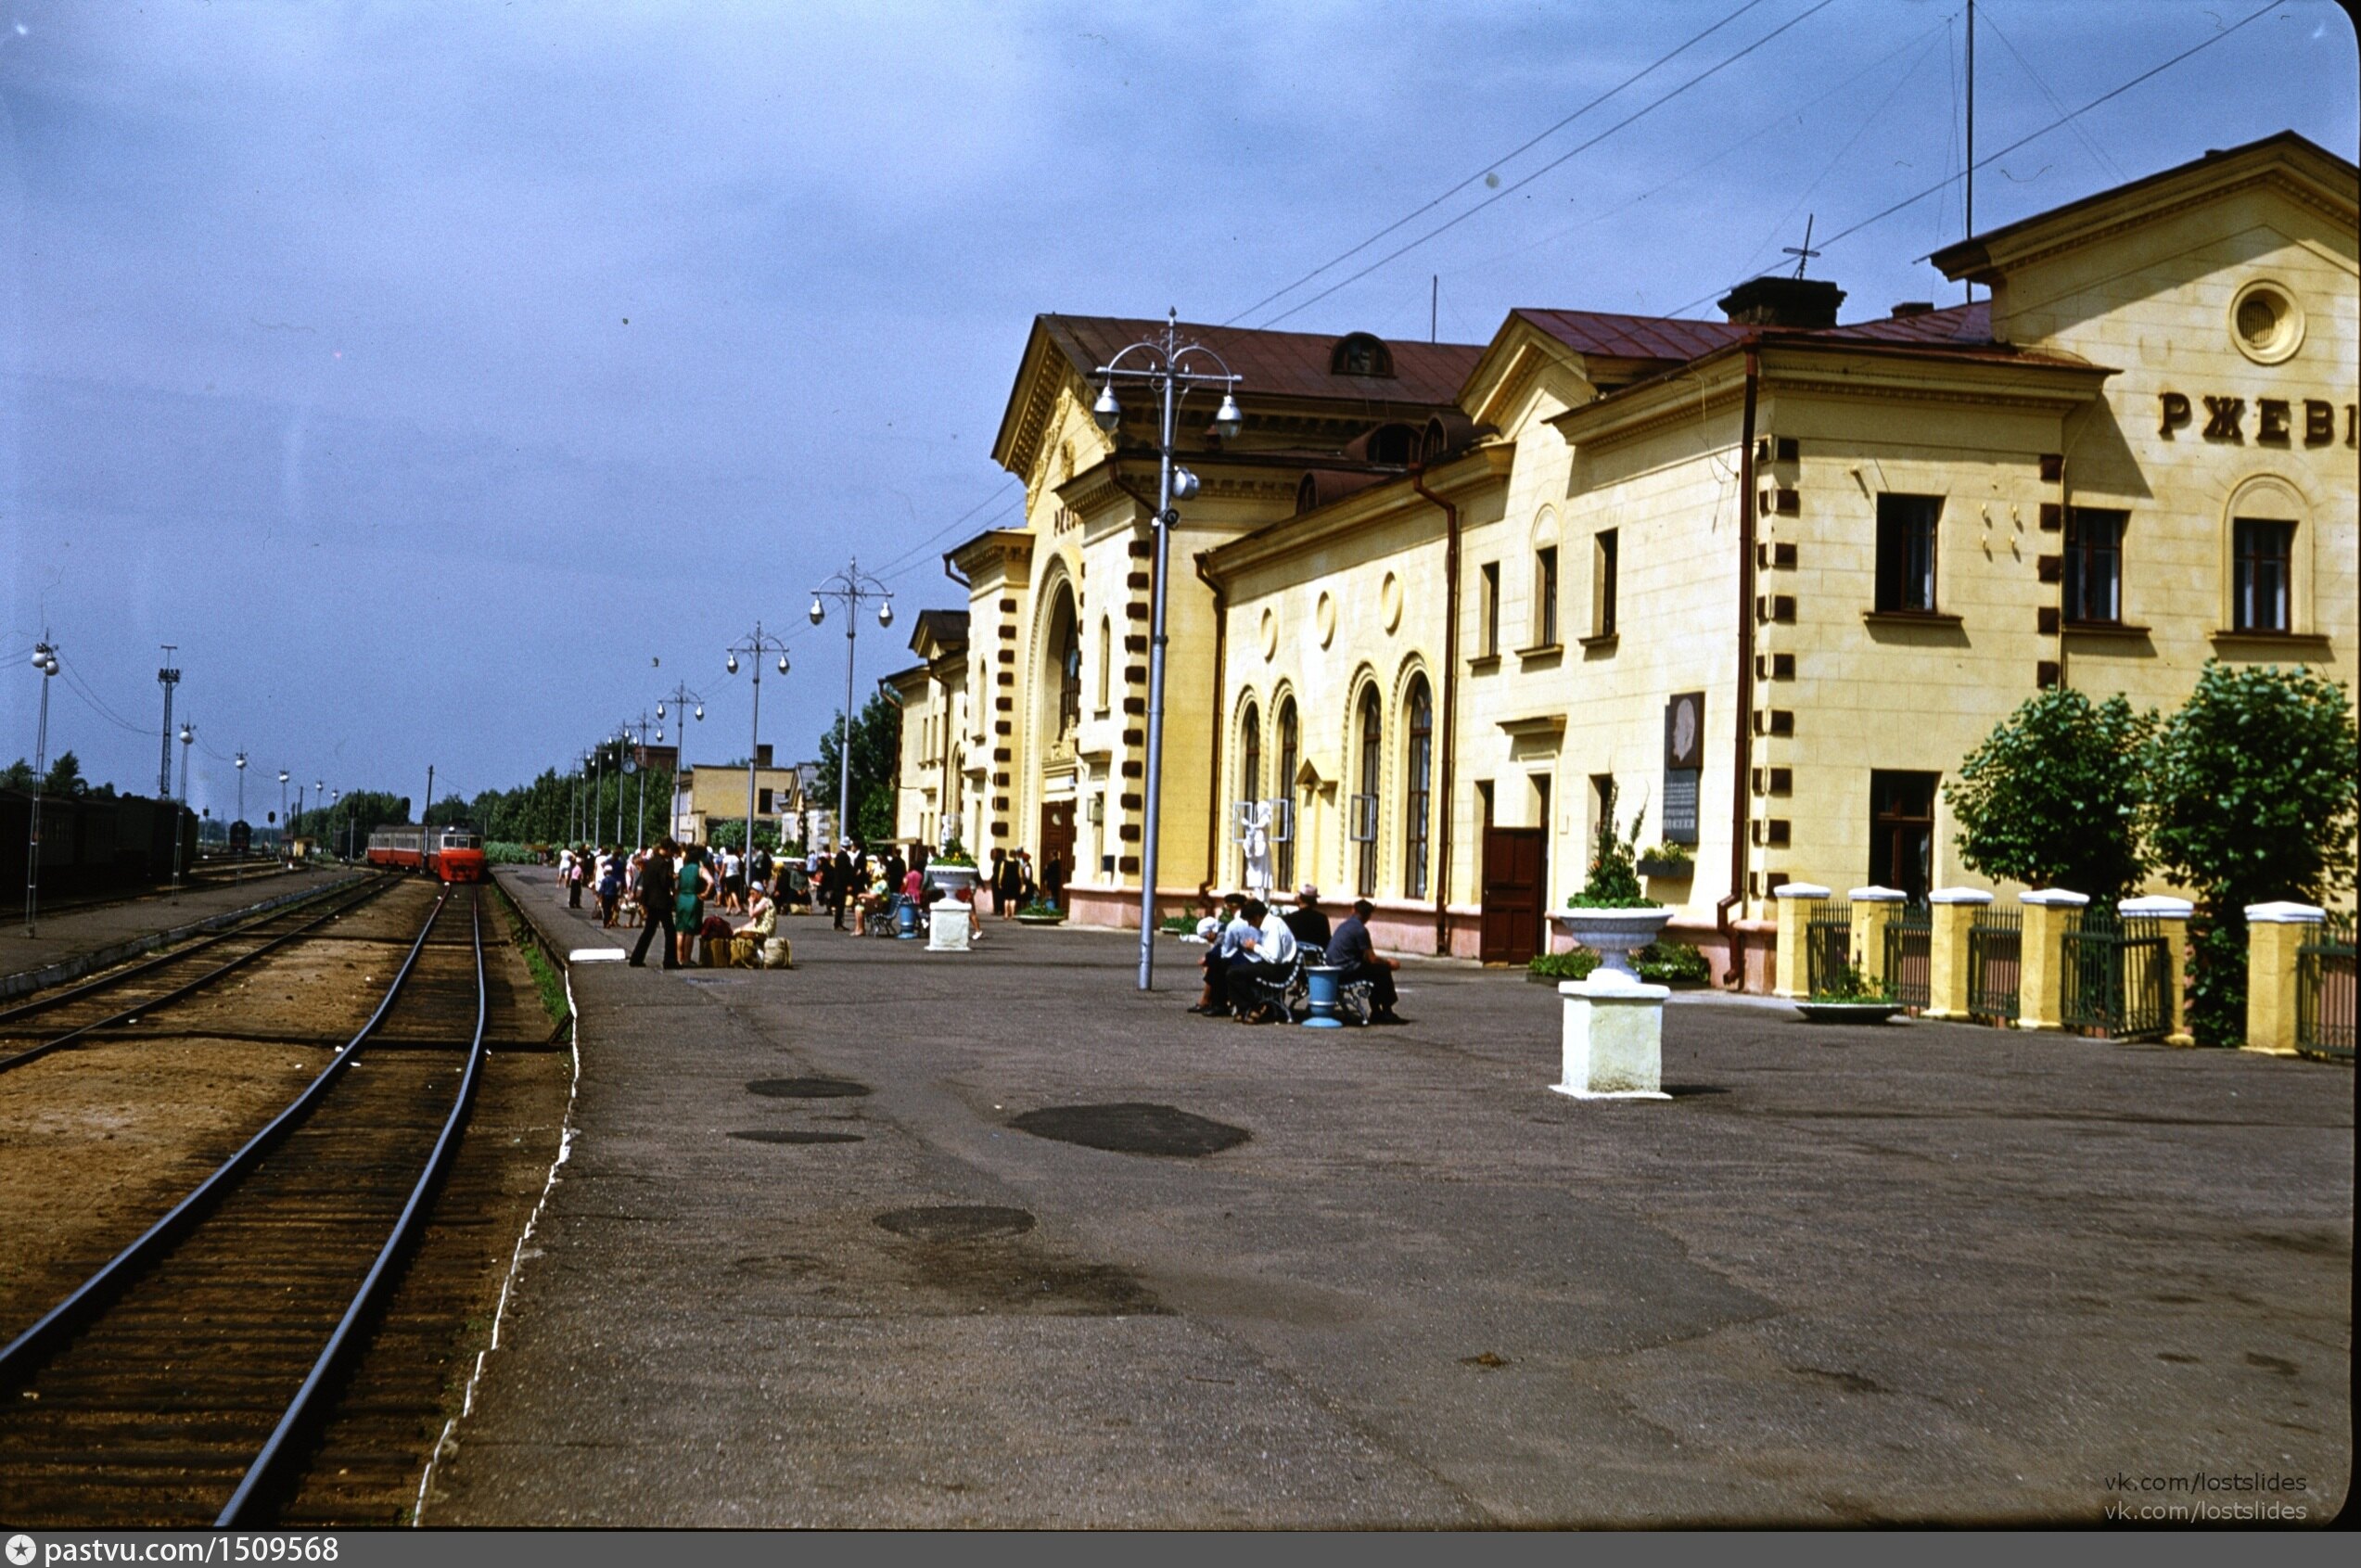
[1551,906,1675,979]
[926,862,980,894]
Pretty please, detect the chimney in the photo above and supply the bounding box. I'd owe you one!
[1889,300,1935,318]
[1717,275,1846,329]
[755,743,773,766]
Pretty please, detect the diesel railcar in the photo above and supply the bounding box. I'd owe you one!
[366,824,488,883]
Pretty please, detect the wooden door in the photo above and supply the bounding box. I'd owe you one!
[1480,826,1546,963]
[1038,801,1076,897]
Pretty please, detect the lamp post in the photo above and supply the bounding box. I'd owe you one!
[172,720,196,888]
[725,624,791,863]
[1090,309,1244,989]
[23,639,59,937]
[657,683,706,844]
[625,711,658,848]
[155,646,179,800]
[277,770,289,862]
[809,561,894,853]
[234,752,248,883]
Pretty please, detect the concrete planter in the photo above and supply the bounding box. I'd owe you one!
[927,863,980,894]
[1015,910,1066,926]
[1551,907,1674,979]
[1636,858,1693,880]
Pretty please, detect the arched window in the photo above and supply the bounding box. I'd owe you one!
[1096,618,1112,712]
[1238,702,1261,885]
[1353,685,1383,898]
[1330,332,1396,378]
[1403,675,1432,899]
[1275,697,1299,891]
[1058,612,1082,736]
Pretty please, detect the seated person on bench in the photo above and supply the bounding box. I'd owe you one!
[1326,898,1402,1024]
[1281,884,1330,954]
[1191,893,1251,1014]
[1227,897,1299,1023]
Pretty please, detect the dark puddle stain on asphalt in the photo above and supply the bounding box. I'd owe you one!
[1010,1102,1250,1157]
[747,1077,872,1099]
[1790,1365,1889,1395]
[730,1129,865,1144]
[874,1205,1038,1242]
[2244,1351,2300,1376]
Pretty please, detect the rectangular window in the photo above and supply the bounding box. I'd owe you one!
[1479,562,1500,657]
[759,787,774,813]
[1869,770,1939,899]
[1535,546,1559,646]
[2061,508,2125,625]
[1874,494,1942,613]
[1592,529,1618,638]
[2232,517,2294,632]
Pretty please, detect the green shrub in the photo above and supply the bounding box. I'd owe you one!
[1566,780,1655,909]
[1809,962,1893,1004]
[1527,940,1710,986]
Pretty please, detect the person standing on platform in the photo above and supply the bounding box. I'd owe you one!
[986,848,1007,917]
[829,846,853,931]
[630,838,679,968]
[1043,850,1066,912]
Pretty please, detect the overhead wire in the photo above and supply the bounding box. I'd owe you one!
[1659,0,2282,317]
[1257,0,1844,329]
[1976,1,2130,184]
[1223,0,1780,327]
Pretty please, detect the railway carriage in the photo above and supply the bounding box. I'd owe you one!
[366,824,488,883]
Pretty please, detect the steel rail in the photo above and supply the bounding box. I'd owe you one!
[0,877,398,1073]
[218,886,489,1525]
[0,887,454,1389]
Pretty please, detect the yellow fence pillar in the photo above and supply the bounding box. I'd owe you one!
[2016,887,2088,1032]
[2242,901,2324,1055]
[1773,883,1831,1000]
[1925,887,1993,1021]
[2122,895,2195,1046]
[1848,886,1908,988]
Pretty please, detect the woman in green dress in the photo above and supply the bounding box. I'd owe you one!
[673,845,708,967]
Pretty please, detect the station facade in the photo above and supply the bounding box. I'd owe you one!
[671,745,805,848]
[893,134,2357,984]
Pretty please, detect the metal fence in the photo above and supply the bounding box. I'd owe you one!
[1883,903,1931,1011]
[2297,911,2355,1060]
[1968,906,2023,1024]
[2060,910,2172,1040]
[1804,898,1854,997]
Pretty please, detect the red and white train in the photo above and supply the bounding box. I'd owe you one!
[366,824,488,884]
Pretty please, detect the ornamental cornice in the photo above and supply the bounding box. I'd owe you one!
[1962,169,2359,286]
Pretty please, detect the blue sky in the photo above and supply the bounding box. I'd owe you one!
[2,0,2353,821]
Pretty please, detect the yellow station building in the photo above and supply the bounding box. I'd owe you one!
[895,134,2356,985]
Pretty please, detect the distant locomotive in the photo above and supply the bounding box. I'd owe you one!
[366,824,488,884]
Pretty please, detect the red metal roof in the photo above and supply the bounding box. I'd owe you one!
[1813,300,1992,345]
[1511,308,1747,363]
[1038,315,1484,408]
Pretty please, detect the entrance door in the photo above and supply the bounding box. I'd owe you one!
[1480,826,1547,963]
[1038,801,1077,900]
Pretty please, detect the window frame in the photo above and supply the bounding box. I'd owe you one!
[1275,697,1298,891]
[1534,545,1560,648]
[1403,676,1433,900]
[1479,561,1501,657]
[1873,493,1943,615]
[1352,686,1383,898]
[2061,507,2126,627]
[2231,516,2295,633]
[1592,529,1619,639]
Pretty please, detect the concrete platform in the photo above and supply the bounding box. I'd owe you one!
[0,866,364,1001]
[428,866,2352,1526]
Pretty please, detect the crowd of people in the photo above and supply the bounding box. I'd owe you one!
[549,837,1073,966]
[1188,884,1402,1026]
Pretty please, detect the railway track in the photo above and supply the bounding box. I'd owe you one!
[0,875,397,1073]
[0,885,492,1527]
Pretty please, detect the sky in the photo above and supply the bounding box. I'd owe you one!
[1,0,2353,824]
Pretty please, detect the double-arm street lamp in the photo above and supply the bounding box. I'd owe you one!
[234,752,248,882]
[172,720,196,888]
[277,771,290,862]
[809,562,893,852]
[657,683,706,844]
[24,639,60,936]
[1091,310,1244,990]
[725,624,791,862]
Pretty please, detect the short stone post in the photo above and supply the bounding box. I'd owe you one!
[2242,901,2324,1055]
[1848,886,1908,988]
[1553,970,1671,1101]
[927,896,973,952]
[1925,887,1993,1020]
[1772,883,1831,999]
[2122,895,2195,1046]
[2015,887,2088,1031]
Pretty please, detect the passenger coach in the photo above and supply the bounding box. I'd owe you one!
[365,824,488,883]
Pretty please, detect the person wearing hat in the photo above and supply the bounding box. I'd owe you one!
[1281,884,1330,955]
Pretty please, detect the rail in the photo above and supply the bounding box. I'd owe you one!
[2060,910,2171,1040]
[2297,910,2355,1060]
[1802,898,1853,997]
[0,875,398,1073]
[1884,902,1931,1011]
[1968,906,2023,1024]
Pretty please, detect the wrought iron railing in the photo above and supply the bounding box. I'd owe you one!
[1968,906,2023,1024]
[2297,911,2355,1060]
[2060,910,2171,1040]
[1884,902,1931,1011]
[1804,898,1854,997]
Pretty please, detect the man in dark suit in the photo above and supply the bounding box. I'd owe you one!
[629,840,679,969]
[1281,885,1331,955]
[829,848,854,930]
[1327,898,1402,1023]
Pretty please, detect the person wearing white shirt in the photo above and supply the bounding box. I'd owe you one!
[1229,898,1298,1023]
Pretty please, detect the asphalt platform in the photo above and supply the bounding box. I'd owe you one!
[428,867,2352,1526]
[0,865,362,1001]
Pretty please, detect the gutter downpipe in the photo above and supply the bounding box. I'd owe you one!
[943,552,971,843]
[1411,468,1461,957]
[1716,345,1760,990]
[1193,551,1227,894]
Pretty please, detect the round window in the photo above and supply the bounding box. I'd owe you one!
[2230,281,2303,364]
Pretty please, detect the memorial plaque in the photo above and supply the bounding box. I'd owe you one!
[1663,692,1704,846]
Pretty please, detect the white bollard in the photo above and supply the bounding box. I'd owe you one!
[928,899,973,952]
[1552,969,1671,1101]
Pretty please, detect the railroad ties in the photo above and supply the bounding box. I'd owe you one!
[0,885,493,1527]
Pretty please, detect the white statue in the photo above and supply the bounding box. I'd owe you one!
[1242,799,1273,895]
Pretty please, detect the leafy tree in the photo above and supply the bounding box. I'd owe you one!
[815,690,901,845]
[1,759,32,791]
[42,750,87,797]
[1944,689,2153,903]
[2146,662,2358,1046]
[293,790,410,854]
